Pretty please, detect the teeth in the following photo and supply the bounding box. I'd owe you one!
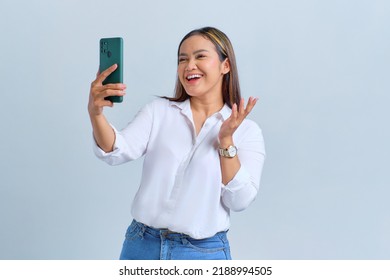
[186,74,202,80]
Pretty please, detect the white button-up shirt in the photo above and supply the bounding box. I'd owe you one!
[93,98,265,239]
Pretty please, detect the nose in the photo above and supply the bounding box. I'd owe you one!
[185,58,197,71]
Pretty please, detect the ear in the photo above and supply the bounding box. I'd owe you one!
[221,58,230,75]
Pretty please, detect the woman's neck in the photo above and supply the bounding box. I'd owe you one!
[190,96,224,118]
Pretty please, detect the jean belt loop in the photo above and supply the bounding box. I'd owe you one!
[137,220,146,235]
[180,234,188,245]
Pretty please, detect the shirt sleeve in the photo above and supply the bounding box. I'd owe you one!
[92,101,154,166]
[221,120,266,212]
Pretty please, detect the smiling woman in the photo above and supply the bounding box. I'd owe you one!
[176,35,230,108]
[169,27,241,108]
[88,26,266,260]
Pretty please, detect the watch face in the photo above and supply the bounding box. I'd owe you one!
[228,146,237,157]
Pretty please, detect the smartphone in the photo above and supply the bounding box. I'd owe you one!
[99,37,123,103]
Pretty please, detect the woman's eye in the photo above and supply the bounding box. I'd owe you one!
[179,58,187,63]
[196,54,206,59]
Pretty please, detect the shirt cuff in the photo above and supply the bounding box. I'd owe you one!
[222,166,251,193]
[92,125,127,164]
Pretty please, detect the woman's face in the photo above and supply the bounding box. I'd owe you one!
[177,35,230,100]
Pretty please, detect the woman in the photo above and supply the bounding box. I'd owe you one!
[88,27,265,260]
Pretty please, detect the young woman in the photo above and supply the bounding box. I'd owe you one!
[88,27,265,260]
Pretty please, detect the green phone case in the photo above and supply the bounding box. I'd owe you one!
[99,37,123,103]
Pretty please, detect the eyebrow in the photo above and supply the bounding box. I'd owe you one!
[179,49,209,57]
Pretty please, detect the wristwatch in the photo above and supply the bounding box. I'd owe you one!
[218,145,238,158]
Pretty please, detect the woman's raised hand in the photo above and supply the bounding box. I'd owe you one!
[88,64,126,116]
[219,97,258,146]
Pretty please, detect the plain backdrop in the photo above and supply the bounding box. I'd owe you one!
[1,0,389,259]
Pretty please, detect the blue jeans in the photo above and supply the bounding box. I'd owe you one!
[119,220,232,260]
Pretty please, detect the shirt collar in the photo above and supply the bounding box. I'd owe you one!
[170,99,232,120]
[170,99,192,116]
[218,103,232,121]
[170,98,189,109]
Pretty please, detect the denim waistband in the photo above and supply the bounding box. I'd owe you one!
[132,219,227,241]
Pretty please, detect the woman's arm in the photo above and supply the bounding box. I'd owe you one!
[88,64,126,152]
[218,97,265,211]
[220,127,265,211]
[218,97,258,184]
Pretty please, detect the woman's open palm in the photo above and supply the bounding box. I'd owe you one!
[219,97,258,142]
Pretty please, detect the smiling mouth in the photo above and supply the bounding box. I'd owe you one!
[186,74,203,81]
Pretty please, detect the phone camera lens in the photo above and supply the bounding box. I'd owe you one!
[107,51,112,58]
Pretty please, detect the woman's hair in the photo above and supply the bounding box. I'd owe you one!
[166,26,241,108]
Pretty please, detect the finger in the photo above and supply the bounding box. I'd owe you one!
[91,82,125,101]
[239,98,245,113]
[100,88,126,99]
[89,96,114,112]
[97,99,114,108]
[103,83,127,90]
[232,103,238,119]
[106,100,114,108]
[91,83,126,99]
[237,98,246,119]
[95,64,118,84]
[245,97,258,114]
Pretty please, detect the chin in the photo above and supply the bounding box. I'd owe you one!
[186,91,203,98]
[183,88,199,97]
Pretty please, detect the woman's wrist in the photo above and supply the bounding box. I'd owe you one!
[219,136,234,148]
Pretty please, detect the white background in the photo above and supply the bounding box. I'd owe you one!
[0,0,389,259]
